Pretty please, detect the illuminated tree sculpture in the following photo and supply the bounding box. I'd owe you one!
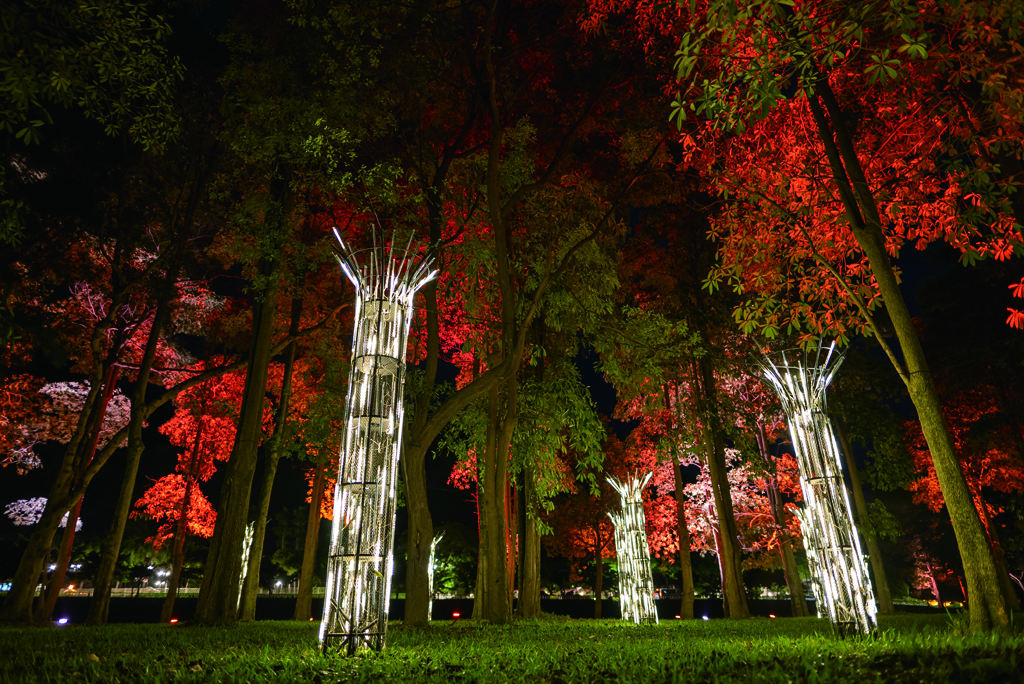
[319,228,436,654]
[759,344,876,637]
[608,474,658,625]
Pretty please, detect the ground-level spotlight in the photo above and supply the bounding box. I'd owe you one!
[702,616,709,621]
[170,619,178,624]
[675,615,681,620]
[57,618,68,625]
[769,614,776,619]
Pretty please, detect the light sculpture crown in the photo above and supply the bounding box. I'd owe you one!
[608,473,658,625]
[319,227,436,654]
[758,343,877,637]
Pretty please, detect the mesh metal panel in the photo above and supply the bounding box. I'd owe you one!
[608,474,658,625]
[759,344,877,637]
[319,229,436,655]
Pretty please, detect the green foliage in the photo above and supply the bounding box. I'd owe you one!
[1,615,1021,683]
[0,0,184,147]
[0,0,184,244]
[866,500,904,543]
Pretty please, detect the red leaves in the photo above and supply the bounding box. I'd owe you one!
[132,474,217,549]
[1007,309,1024,330]
[1008,278,1024,329]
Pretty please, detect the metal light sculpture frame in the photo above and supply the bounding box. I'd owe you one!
[319,227,436,655]
[608,473,658,625]
[759,343,876,637]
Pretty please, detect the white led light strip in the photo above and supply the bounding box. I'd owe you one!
[319,227,436,655]
[608,474,658,625]
[759,343,877,637]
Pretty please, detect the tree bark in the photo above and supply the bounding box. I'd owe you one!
[515,463,542,619]
[695,357,749,619]
[594,525,603,619]
[671,454,696,620]
[975,495,1021,611]
[86,284,174,625]
[808,81,1008,630]
[294,449,328,621]
[832,417,894,615]
[755,422,810,617]
[161,430,203,624]
[478,377,512,623]
[35,365,120,624]
[193,253,281,625]
[241,296,303,621]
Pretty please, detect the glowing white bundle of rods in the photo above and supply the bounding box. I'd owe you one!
[319,227,436,654]
[608,473,658,625]
[760,344,876,637]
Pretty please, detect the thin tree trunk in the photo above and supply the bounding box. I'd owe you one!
[755,422,810,617]
[695,357,749,619]
[975,495,1021,611]
[809,81,1008,630]
[86,284,174,625]
[35,365,120,624]
[515,463,542,619]
[472,441,488,621]
[671,455,696,620]
[594,524,603,619]
[194,252,282,625]
[241,296,303,621]
[832,417,894,615]
[294,449,328,621]
[161,433,202,624]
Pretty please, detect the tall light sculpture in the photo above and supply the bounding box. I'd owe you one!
[608,474,658,625]
[759,343,876,637]
[319,227,436,654]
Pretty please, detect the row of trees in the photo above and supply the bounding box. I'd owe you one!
[1,0,1022,632]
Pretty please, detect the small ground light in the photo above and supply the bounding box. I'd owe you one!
[57,618,68,625]
[702,616,709,621]
[170,619,178,624]
[675,615,681,619]
[769,614,776,619]
[451,611,461,625]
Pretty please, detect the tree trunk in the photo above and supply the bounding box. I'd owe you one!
[755,422,810,617]
[671,454,695,620]
[241,296,303,621]
[472,440,488,621]
[975,495,1021,611]
[294,449,328,621]
[479,379,512,623]
[193,255,281,625]
[809,81,1008,631]
[695,357,749,619]
[832,417,894,615]
[515,463,542,619]
[161,440,201,624]
[594,525,603,620]
[86,286,172,625]
[35,365,120,624]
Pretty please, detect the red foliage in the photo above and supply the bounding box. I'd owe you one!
[132,474,217,549]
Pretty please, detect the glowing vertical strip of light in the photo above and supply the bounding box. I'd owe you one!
[319,227,436,655]
[608,474,658,625]
[427,532,444,620]
[759,344,877,637]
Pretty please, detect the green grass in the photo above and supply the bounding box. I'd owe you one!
[0,614,1021,683]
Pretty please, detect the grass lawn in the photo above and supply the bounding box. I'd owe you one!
[0,614,1021,683]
